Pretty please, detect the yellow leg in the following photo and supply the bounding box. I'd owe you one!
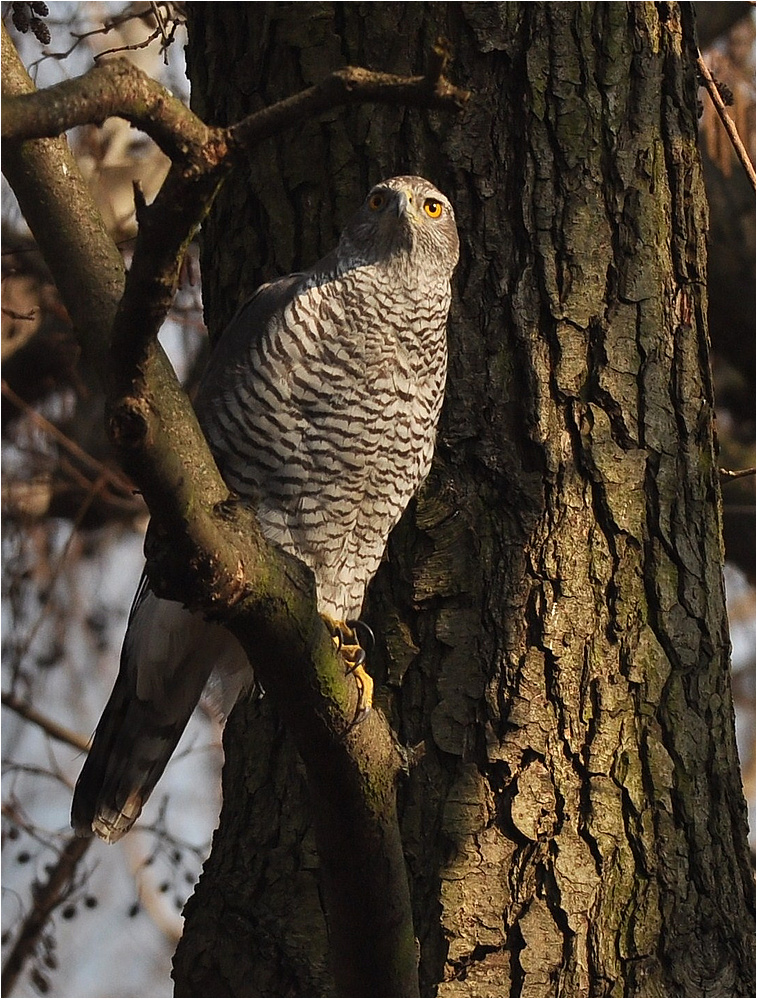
[349,663,374,721]
[321,615,374,719]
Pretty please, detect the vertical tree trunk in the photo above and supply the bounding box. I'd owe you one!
[175,4,754,996]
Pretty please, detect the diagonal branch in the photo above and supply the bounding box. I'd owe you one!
[1,58,223,165]
[1,378,135,498]
[1,690,91,753]
[107,156,419,999]
[0,24,470,996]
[1,835,92,997]
[2,45,469,174]
[697,53,756,191]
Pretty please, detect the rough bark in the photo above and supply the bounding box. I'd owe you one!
[0,24,125,380]
[3,16,470,997]
[175,3,754,997]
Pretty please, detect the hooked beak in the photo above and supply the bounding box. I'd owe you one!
[395,189,415,218]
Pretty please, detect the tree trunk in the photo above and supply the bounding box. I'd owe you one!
[174,4,755,996]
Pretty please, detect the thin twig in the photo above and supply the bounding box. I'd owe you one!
[697,53,756,191]
[720,466,756,483]
[1,379,135,497]
[25,4,184,74]
[25,8,152,70]
[56,454,144,514]
[150,1,171,53]
[122,832,183,944]
[2,761,73,787]
[94,26,163,62]
[5,471,108,679]
[1,690,91,753]
[2,799,66,852]
[0,835,92,996]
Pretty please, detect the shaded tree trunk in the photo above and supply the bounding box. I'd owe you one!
[174,3,754,996]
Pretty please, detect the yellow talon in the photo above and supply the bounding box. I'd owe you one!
[322,615,374,719]
[349,662,374,719]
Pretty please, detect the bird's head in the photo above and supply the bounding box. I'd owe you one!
[338,175,459,280]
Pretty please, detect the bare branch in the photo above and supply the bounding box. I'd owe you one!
[25,8,153,70]
[698,53,756,190]
[4,470,110,676]
[2,379,135,498]
[2,52,469,172]
[1,58,224,166]
[228,63,469,151]
[150,1,171,51]
[1,690,90,753]
[720,465,756,482]
[1,835,92,996]
[22,3,184,77]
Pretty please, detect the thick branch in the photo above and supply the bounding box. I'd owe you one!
[1,58,226,166]
[228,61,469,150]
[0,25,473,994]
[2,45,468,177]
[1,23,125,380]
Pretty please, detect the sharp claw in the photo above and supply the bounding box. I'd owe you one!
[343,645,366,672]
[321,615,374,721]
[349,664,373,726]
[350,704,371,728]
[346,618,375,652]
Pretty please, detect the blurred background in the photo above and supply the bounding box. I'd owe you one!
[1,3,754,996]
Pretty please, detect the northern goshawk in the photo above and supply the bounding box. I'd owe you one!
[72,175,459,842]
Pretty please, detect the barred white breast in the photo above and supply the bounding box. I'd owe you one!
[72,176,459,842]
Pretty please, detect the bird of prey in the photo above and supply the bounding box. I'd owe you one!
[71,175,459,842]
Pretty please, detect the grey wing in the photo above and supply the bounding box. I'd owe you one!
[194,253,338,425]
[70,274,323,842]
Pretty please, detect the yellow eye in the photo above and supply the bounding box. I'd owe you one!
[423,198,443,219]
[368,192,386,211]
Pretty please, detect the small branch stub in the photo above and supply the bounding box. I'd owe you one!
[719,466,756,483]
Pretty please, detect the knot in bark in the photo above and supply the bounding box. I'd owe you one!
[108,395,150,452]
